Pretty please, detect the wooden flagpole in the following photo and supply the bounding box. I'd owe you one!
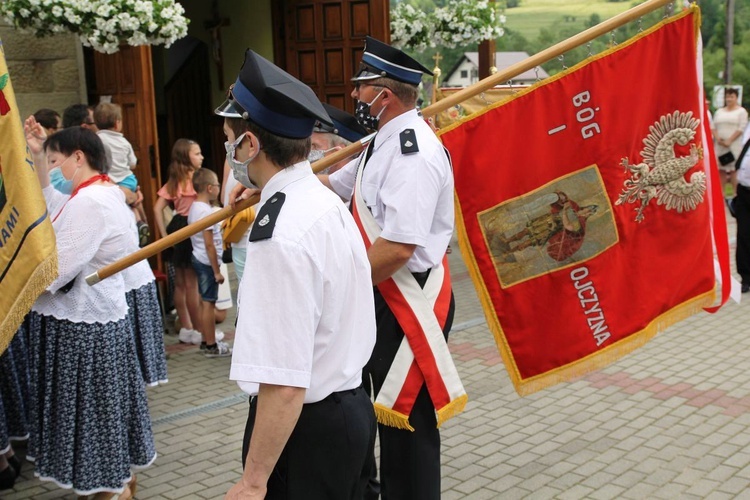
[87,0,675,285]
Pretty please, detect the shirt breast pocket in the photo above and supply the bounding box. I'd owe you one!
[361,181,381,220]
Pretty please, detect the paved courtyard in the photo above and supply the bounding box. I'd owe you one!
[4,210,750,499]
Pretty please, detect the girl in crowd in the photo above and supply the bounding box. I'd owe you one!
[24,119,155,499]
[153,139,203,344]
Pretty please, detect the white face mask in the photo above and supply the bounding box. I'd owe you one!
[224,133,259,189]
[307,146,337,164]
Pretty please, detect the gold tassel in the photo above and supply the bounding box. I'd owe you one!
[0,252,58,354]
[374,403,415,431]
[436,394,468,428]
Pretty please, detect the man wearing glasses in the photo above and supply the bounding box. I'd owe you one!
[62,103,98,132]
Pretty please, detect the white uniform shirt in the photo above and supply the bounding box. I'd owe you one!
[34,185,131,323]
[98,130,137,183]
[737,125,750,188]
[230,161,376,404]
[329,108,454,272]
[188,201,223,266]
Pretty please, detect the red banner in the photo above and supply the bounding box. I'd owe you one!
[439,7,723,395]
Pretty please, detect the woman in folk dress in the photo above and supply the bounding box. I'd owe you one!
[24,120,155,499]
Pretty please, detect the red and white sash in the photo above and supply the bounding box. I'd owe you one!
[351,145,467,430]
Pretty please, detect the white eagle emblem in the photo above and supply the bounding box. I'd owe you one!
[258,214,270,226]
[616,110,706,222]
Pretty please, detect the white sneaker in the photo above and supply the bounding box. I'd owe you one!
[204,341,232,358]
[215,330,225,342]
[178,328,195,344]
[189,330,203,345]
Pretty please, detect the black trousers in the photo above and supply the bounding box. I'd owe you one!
[242,386,376,500]
[364,272,456,500]
[737,185,750,286]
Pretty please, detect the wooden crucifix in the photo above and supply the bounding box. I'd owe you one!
[431,52,443,104]
[205,0,230,89]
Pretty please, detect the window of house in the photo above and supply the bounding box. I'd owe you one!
[461,70,468,78]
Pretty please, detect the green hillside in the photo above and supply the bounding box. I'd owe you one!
[504,0,636,39]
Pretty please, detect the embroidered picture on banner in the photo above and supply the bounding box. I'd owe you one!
[479,165,618,287]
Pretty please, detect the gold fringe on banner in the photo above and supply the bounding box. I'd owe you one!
[0,252,57,353]
[454,192,717,396]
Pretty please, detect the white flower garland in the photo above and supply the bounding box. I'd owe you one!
[1,0,189,54]
[391,0,505,51]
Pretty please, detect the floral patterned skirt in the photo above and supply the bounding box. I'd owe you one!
[0,324,32,443]
[26,312,157,495]
[127,283,168,386]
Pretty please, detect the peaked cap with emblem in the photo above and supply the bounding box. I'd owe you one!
[352,36,432,86]
[314,103,370,143]
[215,50,332,139]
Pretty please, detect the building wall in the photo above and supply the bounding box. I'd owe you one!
[218,0,274,105]
[0,21,85,120]
[176,0,274,108]
[444,58,476,87]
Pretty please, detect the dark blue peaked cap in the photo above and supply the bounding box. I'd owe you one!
[352,36,432,86]
[314,103,369,143]
[220,50,332,139]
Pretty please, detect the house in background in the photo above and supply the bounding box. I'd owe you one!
[442,51,549,87]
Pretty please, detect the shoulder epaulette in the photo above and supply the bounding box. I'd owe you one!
[248,192,286,242]
[400,129,419,154]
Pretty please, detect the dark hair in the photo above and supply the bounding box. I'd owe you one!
[192,167,218,194]
[225,117,250,140]
[62,104,94,128]
[726,87,739,97]
[33,108,61,130]
[94,102,122,130]
[44,127,109,173]
[246,120,311,168]
[166,138,198,197]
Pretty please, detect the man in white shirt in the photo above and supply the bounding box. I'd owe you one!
[319,36,465,500]
[221,50,377,499]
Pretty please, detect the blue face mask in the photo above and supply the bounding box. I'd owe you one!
[49,156,76,194]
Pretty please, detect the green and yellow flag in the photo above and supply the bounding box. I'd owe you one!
[0,37,57,353]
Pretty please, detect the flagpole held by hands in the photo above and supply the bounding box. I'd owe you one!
[85,196,257,285]
[85,132,375,285]
[87,0,674,285]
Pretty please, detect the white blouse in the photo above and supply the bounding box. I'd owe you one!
[34,184,133,323]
